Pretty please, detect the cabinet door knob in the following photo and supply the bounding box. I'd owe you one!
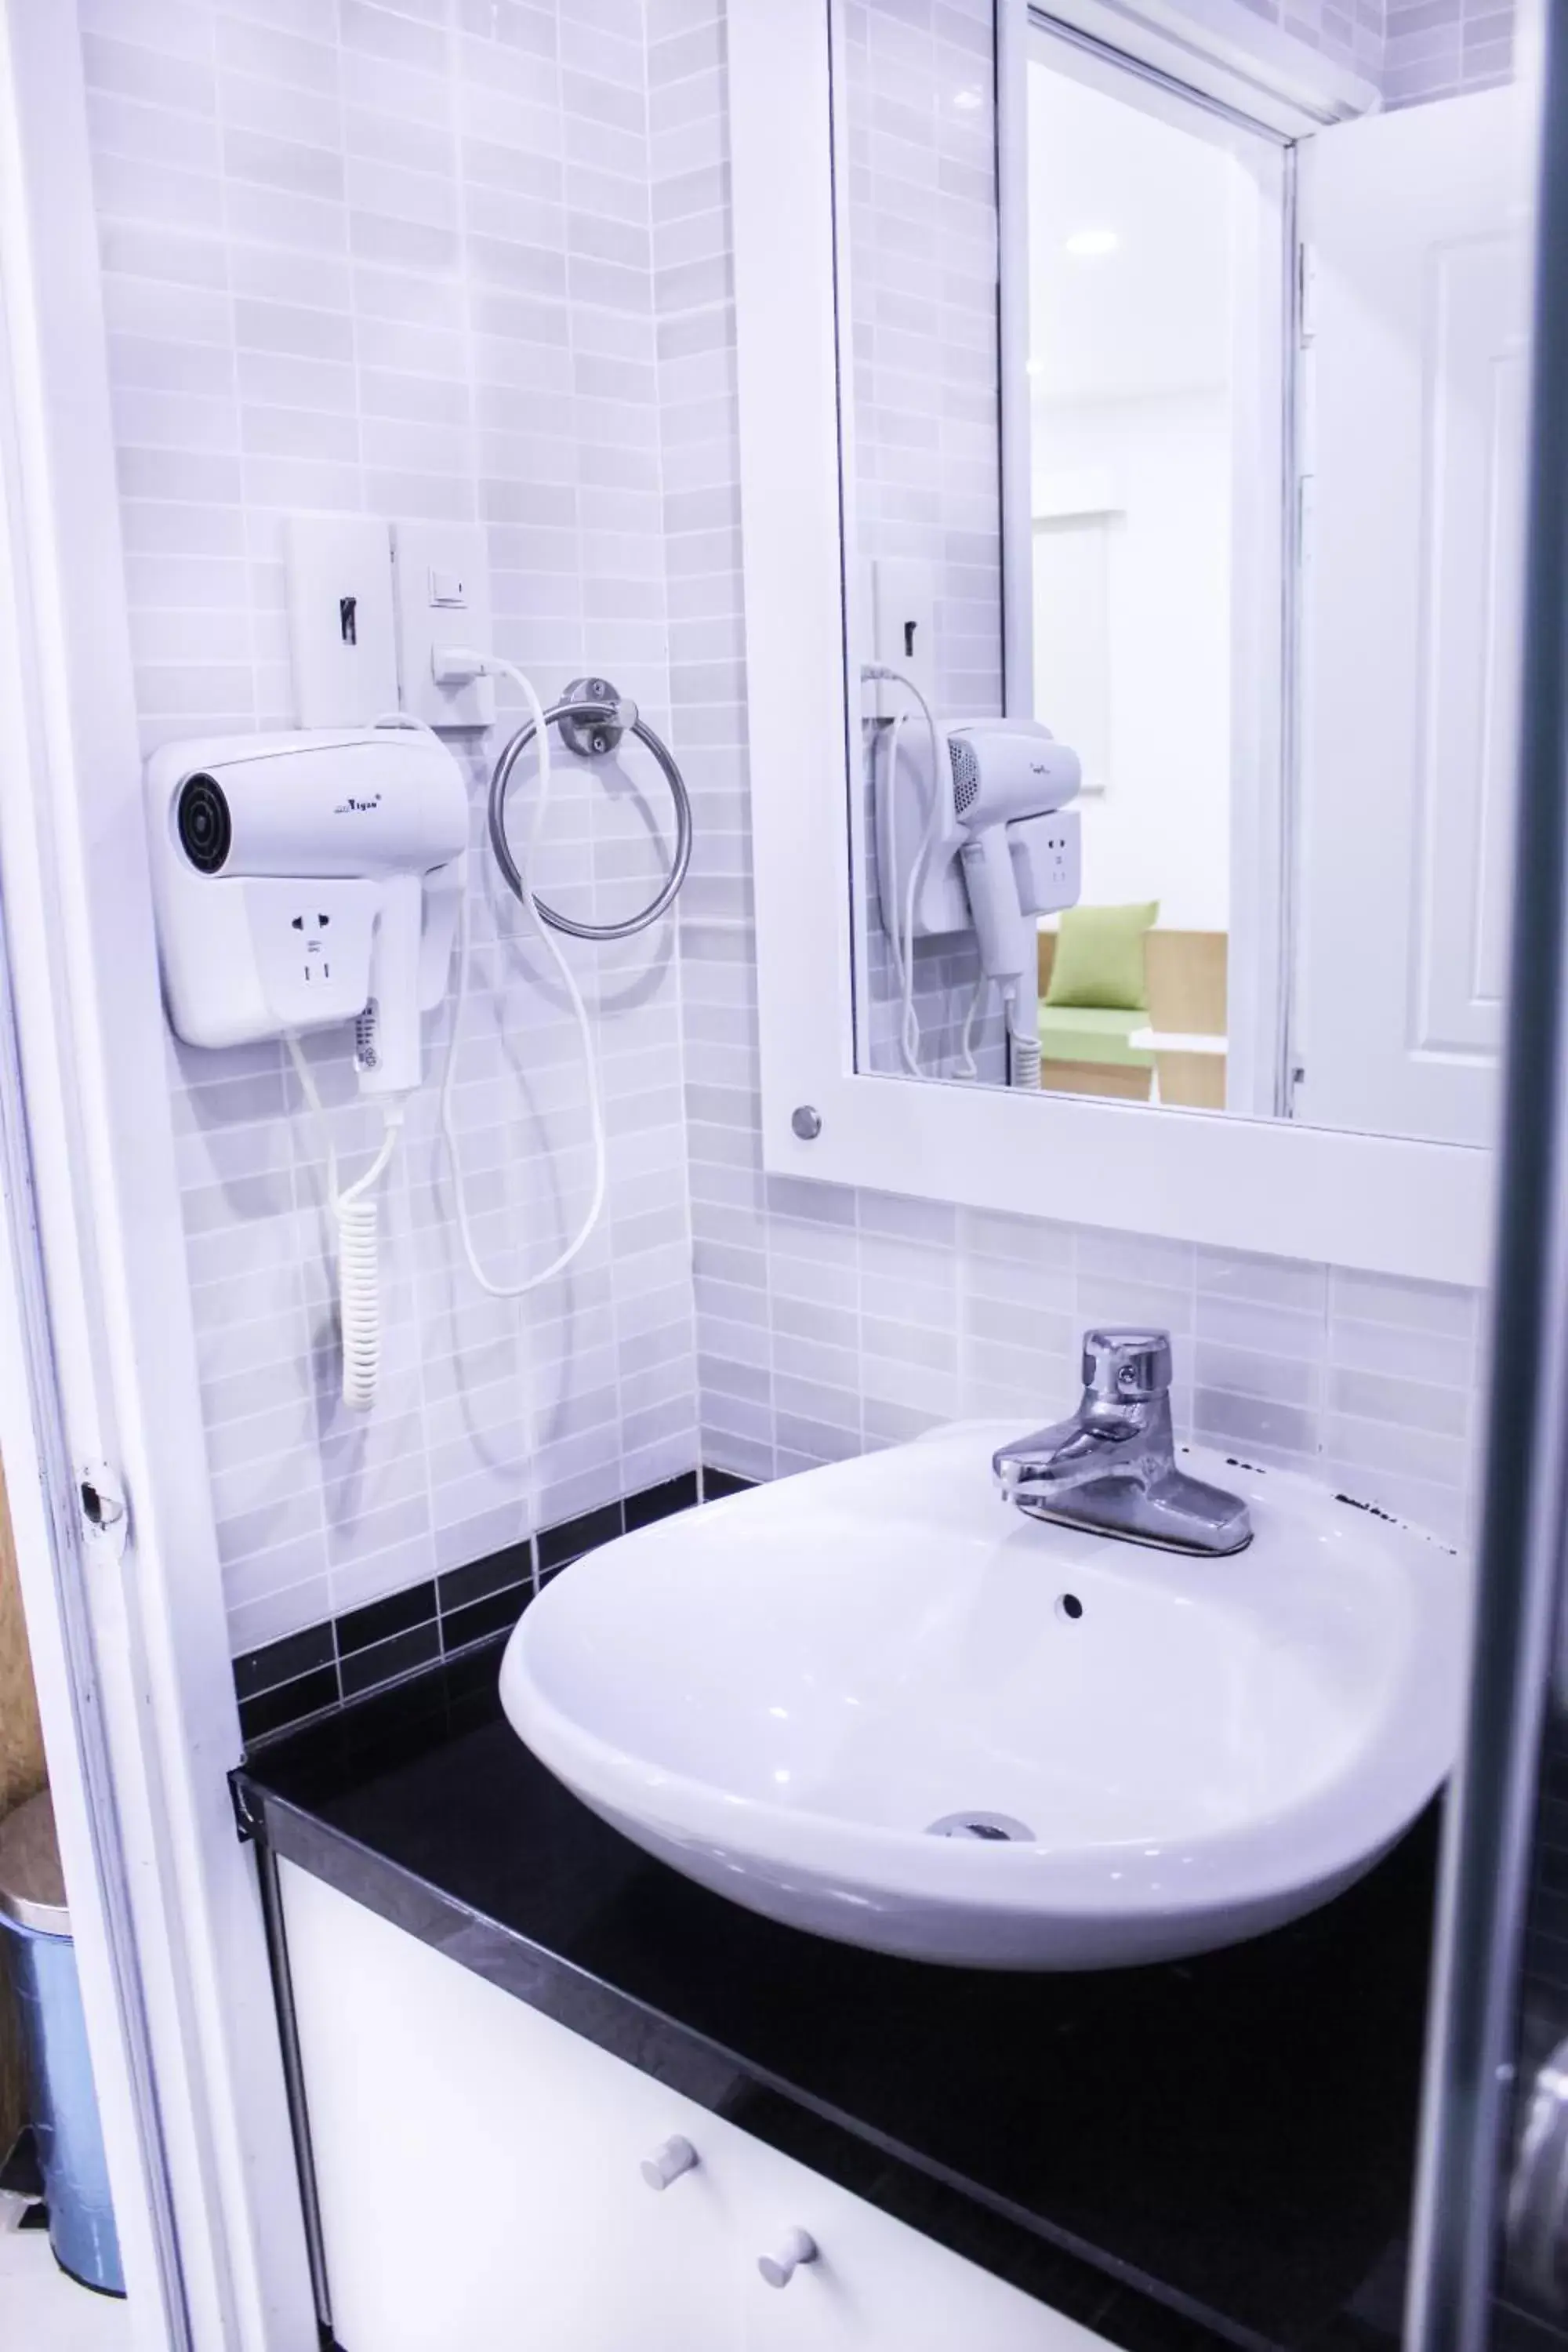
[758,2227,818,2288]
[641,2135,699,2191]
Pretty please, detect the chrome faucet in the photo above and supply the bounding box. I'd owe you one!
[993,1329,1252,1556]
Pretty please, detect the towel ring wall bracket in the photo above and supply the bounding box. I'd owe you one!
[556,675,626,759]
[487,674,694,943]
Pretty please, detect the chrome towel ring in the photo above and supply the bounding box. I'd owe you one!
[487,673,694,942]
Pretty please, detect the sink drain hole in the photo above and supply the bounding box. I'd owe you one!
[926,1812,1035,1843]
[1057,1593,1083,1621]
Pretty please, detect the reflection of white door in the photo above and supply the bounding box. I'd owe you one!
[1293,85,1530,1147]
[1033,513,1113,795]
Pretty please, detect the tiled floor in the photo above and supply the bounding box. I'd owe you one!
[0,2191,128,2350]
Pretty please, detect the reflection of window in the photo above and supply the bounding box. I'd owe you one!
[1033,477,1120,797]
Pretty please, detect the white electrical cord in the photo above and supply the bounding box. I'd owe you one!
[869,666,998,1083]
[285,681,608,1404]
[285,1032,405,1412]
[956,975,987,1080]
[881,709,919,1072]
[865,665,944,1077]
[432,654,608,1300]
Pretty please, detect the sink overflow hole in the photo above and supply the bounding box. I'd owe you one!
[926,1812,1035,1843]
[1058,1593,1083,1621]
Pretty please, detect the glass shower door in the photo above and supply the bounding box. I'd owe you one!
[1406,6,1568,2345]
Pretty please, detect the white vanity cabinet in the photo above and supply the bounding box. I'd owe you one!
[278,1860,1111,2352]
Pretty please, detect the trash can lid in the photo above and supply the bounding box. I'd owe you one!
[0,1789,69,1936]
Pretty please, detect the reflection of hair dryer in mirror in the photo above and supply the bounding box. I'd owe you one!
[948,720,1082,1001]
[871,703,1083,1086]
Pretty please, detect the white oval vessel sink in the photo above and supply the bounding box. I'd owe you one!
[499,1425,1470,1969]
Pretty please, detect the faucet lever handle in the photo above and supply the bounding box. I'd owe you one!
[1082,1327,1173,1402]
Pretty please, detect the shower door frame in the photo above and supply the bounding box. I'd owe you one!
[0,6,320,2347]
[1406,2,1568,2341]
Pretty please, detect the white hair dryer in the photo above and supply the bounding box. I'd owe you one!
[144,726,469,1409]
[145,728,467,1094]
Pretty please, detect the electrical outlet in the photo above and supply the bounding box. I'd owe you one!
[285,516,398,727]
[246,878,376,1032]
[290,907,334,988]
[1011,808,1082,916]
[391,521,495,728]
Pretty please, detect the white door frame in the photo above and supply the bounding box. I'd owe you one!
[1289,88,1529,1148]
[0,7,317,2347]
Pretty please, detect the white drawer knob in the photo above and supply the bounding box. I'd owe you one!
[758,2227,818,2288]
[641,2135,699,2191]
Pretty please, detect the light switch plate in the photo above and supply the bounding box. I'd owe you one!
[870,557,937,720]
[391,521,495,728]
[285,515,398,727]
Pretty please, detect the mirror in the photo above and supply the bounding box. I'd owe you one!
[837,2,1534,1150]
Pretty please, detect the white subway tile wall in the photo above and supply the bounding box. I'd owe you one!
[85,0,1494,1661]
[842,0,1006,1081]
[1383,0,1515,104]
[656,0,1488,1551]
[1241,0,1385,78]
[1230,0,1512,94]
[83,0,699,1657]
[844,0,1001,720]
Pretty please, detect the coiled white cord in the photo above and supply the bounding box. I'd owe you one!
[436,656,608,1299]
[1009,1024,1042,1091]
[285,1031,405,1411]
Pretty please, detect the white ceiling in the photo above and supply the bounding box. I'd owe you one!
[1027,57,1237,406]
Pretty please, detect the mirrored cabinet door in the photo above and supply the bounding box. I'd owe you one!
[833,0,1534,1153]
[1292,94,1527,1146]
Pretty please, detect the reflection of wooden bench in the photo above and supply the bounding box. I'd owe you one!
[1037,930,1226,1105]
[1145,931,1227,1109]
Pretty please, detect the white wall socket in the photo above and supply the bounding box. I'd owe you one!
[869,557,938,720]
[285,515,398,728]
[391,521,495,729]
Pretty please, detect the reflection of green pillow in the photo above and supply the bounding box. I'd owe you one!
[1044,902,1159,1011]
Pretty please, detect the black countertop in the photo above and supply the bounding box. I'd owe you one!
[237,1631,1436,2352]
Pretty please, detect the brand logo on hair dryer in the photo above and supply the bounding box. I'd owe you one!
[334,793,383,815]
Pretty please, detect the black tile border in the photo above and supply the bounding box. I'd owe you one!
[336,1580,435,1658]
[234,1465,754,1749]
[238,1667,340,1746]
[536,1497,623,1575]
[436,1539,532,1616]
[233,1621,332,1704]
[699,1467,753,1501]
[339,1621,440,1700]
[623,1468,699,1530]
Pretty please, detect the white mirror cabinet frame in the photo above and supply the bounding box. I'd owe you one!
[727,0,1495,1288]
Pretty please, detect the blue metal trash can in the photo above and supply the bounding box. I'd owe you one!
[0,1789,124,2295]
